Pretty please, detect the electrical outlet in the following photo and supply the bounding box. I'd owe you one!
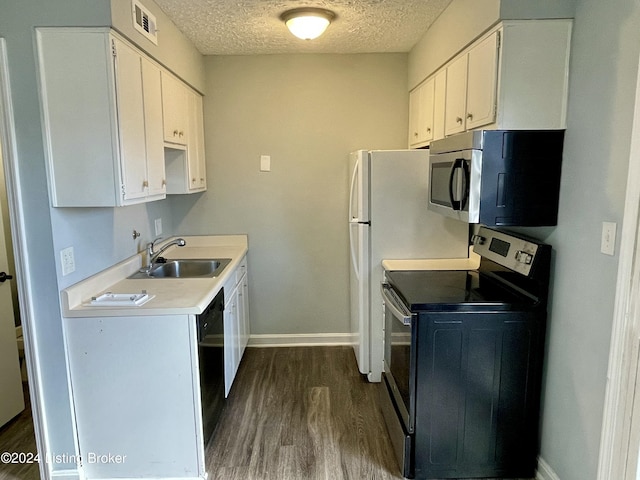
[154,218,162,236]
[60,246,75,276]
[601,222,617,256]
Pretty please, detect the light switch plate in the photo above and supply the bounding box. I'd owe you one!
[155,218,162,236]
[260,155,271,172]
[601,222,617,256]
[61,246,75,276]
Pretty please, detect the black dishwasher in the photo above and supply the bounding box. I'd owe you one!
[198,288,225,446]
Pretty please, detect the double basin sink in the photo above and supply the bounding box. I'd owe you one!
[128,258,231,279]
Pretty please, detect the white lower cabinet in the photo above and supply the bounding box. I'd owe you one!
[64,314,206,479]
[223,255,250,396]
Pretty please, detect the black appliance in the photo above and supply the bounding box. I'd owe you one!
[197,288,225,446]
[380,226,550,479]
[428,129,564,226]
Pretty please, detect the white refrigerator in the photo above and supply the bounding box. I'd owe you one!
[348,149,470,382]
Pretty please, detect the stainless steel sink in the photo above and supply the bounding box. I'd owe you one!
[129,258,231,279]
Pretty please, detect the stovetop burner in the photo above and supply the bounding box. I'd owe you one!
[385,269,537,312]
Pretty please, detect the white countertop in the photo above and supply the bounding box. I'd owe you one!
[382,246,480,271]
[61,235,248,317]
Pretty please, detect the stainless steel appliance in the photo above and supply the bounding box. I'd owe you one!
[198,289,225,446]
[428,130,564,226]
[380,226,550,479]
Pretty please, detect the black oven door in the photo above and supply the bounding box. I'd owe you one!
[382,283,417,434]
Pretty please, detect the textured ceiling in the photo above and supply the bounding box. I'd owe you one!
[153,0,453,55]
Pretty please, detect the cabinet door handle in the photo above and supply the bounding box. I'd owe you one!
[162,179,166,186]
[413,131,418,137]
[456,117,463,124]
[173,130,179,136]
[467,113,474,120]
[142,180,149,188]
[426,127,431,133]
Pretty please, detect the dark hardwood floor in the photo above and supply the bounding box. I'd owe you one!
[206,346,403,480]
[0,346,534,480]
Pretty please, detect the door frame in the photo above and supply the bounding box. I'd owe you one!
[597,47,640,480]
[0,38,48,479]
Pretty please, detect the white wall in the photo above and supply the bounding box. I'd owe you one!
[171,53,409,337]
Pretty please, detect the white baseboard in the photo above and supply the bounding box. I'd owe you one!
[537,456,560,480]
[247,333,355,347]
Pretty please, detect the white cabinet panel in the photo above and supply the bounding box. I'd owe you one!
[142,58,167,197]
[444,53,468,136]
[163,74,207,194]
[222,255,250,396]
[36,28,166,207]
[187,91,207,191]
[114,38,148,202]
[433,69,447,142]
[408,77,435,148]
[466,32,499,130]
[161,72,188,145]
[64,314,204,478]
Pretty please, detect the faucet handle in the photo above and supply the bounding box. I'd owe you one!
[148,237,163,254]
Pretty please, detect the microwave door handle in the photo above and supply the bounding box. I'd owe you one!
[460,160,470,210]
[448,158,464,210]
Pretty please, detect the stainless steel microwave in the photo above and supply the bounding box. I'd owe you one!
[428,130,565,226]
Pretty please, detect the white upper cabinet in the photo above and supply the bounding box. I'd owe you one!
[36,28,166,207]
[142,58,167,198]
[187,91,207,192]
[161,72,189,146]
[433,69,447,141]
[408,77,435,148]
[465,31,499,130]
[445,31,498,136]
[410,19,572,146]
[162,72,207,194]
[444,53,469,136]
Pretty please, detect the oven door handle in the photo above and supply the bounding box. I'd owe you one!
[381,283,413,326]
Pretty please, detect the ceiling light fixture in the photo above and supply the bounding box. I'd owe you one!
[280,8,336,40]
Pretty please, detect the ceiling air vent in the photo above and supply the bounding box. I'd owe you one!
[132,0,158,45]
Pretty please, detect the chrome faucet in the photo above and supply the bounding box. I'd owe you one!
[145,237,186,269]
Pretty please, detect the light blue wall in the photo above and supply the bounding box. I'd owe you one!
[171,53,409,337]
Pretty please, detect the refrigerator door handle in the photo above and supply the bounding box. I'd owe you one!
[349,158,360,221]
[349,222,360,281]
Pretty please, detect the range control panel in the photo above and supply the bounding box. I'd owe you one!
[472,226,543,277]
